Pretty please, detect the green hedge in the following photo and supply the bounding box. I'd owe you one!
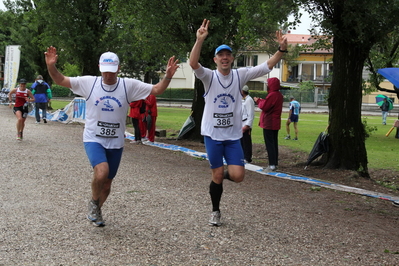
[48,87,313,103]
[26,83,72,97]
[158,88,194,100]
[51,84,72,97]
[158,88,269,101]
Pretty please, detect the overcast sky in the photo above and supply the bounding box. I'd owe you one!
[288,8,314,34]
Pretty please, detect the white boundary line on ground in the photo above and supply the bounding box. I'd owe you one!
[125,132,399,203]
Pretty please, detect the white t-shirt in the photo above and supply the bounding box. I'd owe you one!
[194,62,271,141]
[70,76,152,148]
[242,95,255,128]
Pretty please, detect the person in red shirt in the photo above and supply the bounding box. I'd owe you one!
[144,94,158,142]
[253,77,283,172]
[8,79,35,140]
[128,100,145,144]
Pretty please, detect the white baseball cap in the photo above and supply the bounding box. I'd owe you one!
[99,52,119,73]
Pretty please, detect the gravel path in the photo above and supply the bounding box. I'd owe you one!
[0,105,398,265]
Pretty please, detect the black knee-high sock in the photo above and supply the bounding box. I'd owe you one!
[209,181,223,212]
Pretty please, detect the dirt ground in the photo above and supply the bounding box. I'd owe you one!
[2,104,399,264]
[158,137,399,199]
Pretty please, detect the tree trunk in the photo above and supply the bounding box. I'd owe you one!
[325,35,369,177]
[182,77,205,140]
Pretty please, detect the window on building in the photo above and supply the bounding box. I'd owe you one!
[236,55,259,67]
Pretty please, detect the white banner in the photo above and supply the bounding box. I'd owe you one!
[3,45,21,90]
[29,97,86,124]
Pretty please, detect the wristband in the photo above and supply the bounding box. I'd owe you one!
[278,46,288,53]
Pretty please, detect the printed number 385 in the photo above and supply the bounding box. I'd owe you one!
[100,128,116,136]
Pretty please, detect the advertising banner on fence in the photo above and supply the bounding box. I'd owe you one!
[31,97,87,123]
[3,45,21,90]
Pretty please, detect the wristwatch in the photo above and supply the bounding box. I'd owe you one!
[278,46,288,53]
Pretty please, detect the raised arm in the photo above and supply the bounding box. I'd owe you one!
[44,46,71,88]
[151,56,179,95]
[267,30,288,70]
[189,19,210,70]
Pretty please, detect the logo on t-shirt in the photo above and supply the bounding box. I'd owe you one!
[95,96,122,112]
[214,93,236,108]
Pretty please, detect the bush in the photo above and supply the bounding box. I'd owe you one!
[158,88,194,100]
[157,88,269,101]
[51,84,72,97]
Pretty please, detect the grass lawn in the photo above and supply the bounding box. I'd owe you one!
[51,100,399,171]
[156,107,399,171]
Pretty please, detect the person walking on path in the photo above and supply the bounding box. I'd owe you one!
[284,96,300,140]
[380,98,390,125]
[31,75,52,124]
[254,78,284,172]
[240,85,255,163]
[189,19,287,226]
[128,100,145,144]
[145,94,158,142]
[8,79,35,140]
[45,46,179,227]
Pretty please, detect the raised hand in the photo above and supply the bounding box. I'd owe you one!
[44,46,58,66]
[196,19,210,41]
[276,30,288,50]
[165,56,180,78]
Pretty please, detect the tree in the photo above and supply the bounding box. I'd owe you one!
[298,0,399,177]
[365,26,399,95]
[2,0,38,81]
[114,0,295,139]
[29,0,114,76]
[108,0,293,139]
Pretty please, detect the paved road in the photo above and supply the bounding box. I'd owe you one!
[0,105,398,265]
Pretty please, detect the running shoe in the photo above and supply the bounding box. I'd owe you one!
[284,135,290,140]
[263,165,277,172]
[209,211,222,226]
[87,199,105,227]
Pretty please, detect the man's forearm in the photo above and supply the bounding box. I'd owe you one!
[47,64,71,88]
[267,50,285,70]
[189,39,204,69]
[151,78,172,95]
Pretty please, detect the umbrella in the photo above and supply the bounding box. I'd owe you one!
[377,68,399,88]
[177,112,195,140]
[305,132,329,169]
[375,94,393,111]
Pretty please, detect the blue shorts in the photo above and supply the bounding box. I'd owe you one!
[289,114,299,123]
[204,136,244,169]
[84,142,123,179]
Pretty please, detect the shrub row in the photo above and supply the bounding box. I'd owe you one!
[41,86,313,103]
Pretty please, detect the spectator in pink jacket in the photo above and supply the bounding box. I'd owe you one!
[253,77,283,172]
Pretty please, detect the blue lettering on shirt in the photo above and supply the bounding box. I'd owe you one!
[213,93,236,109]
[95,96,122,112]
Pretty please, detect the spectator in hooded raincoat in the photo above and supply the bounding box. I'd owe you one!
[253,77,283,172]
